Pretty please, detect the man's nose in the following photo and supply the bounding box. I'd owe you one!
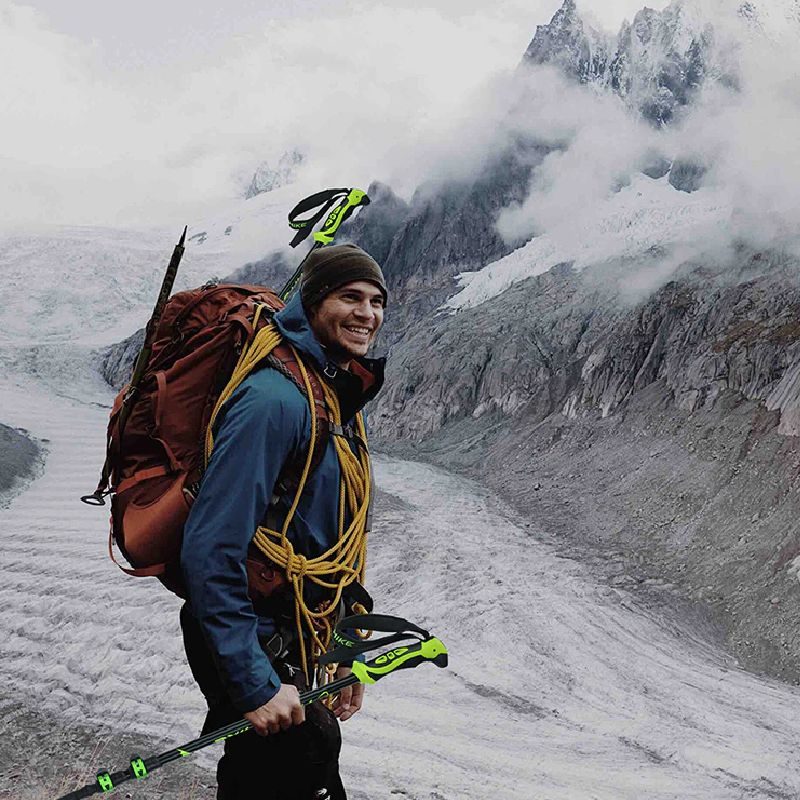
[353,300,375,320]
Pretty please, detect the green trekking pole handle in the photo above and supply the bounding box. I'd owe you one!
[279,187,370,302]
[351,637,448,684]
[312,188,369,245]
[54,634,447,799]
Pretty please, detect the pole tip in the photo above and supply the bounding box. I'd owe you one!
[179,225,188,246]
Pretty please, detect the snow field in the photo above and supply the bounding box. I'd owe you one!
[4,348,800,797]
[0,367,203,755]
[340,457,800,799]
[447,175,732,312]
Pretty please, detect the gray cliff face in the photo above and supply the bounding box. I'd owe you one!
[523,0,613,85]
[102,328,145,391]
[0,424,44,507]
[365,142,545,299]
[374,253,800,441]
[525,0,722,126]
[348,142,549,346]
[342,181,410,267]
[373,252,800,683]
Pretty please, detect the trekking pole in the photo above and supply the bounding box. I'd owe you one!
[55,617,447,800]
[81,227,188,507]
[279,187,370,302]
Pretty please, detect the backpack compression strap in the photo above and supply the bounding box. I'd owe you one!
[266,343,330,490]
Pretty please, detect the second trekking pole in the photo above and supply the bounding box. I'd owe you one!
[280,187,370,302]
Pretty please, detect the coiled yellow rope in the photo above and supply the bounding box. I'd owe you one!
[205,311,371,683]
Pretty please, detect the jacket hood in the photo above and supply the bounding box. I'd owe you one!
[273,290,331,373]
[273,290,387,391]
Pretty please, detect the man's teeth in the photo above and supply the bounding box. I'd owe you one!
[345,327,370,335]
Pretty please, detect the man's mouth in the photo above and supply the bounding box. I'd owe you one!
[343,325,372,338]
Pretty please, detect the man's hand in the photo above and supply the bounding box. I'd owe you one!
[244,684,305,736]
[332,665,365,722]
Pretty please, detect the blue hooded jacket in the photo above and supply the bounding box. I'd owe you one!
[180,291,384,713]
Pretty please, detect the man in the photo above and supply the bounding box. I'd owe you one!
[180,243,387,800]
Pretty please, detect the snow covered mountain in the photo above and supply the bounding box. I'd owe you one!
[243,149,304,199]
[524,0,729,125]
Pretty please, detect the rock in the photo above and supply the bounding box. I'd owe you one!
[0,424,43,505]
[669,158,707,193]
[101,327,145,391]
[523,0,730,126]
[244,149,304,199]
[642,157,672,179]
[523,0,612,85]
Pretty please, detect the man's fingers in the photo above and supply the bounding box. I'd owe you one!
[336,681,365,721]
[339,685,352,708]
[350,682,365,712]
[292,701,306,726]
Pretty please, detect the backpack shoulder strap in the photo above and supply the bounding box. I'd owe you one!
[266,343,330,492]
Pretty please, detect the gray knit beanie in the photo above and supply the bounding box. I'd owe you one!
[300,244,388,310]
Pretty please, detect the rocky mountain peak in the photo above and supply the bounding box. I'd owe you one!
[524,0,612,84]
[524,0,724,125]
[244,149,304,199]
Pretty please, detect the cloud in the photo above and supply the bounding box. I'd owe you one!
[4,0,798,286]
[0,1,540,228]
[494,66,661,245]
[493,1,800,284]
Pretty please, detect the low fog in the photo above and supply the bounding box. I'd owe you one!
[491,0,800,288]
[3,0,665,227]
[3,0,799,276]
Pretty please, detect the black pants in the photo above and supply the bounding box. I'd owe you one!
[180,604,347,800]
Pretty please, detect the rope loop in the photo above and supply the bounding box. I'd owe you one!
[291,554,309,579]
[208,322,372,685]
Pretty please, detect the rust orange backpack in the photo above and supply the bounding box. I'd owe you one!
[82,233,329,597]
[83,190,371,596]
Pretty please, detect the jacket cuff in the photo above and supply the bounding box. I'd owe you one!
[234,669,282,714]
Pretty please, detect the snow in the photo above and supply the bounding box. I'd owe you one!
[3,272,800,797]
[447,174,731,311]
[0,181,312,348]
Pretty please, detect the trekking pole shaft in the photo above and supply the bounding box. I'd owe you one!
[177,672,362,753]
[55,634,446,799]
[279,241,322,302]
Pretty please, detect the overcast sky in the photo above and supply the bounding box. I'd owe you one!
[1,0,675,228]
[18,0,669,65]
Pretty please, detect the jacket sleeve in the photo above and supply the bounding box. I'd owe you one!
[180,372,308,713]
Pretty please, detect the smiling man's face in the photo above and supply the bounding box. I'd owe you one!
[308,280,385,367]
